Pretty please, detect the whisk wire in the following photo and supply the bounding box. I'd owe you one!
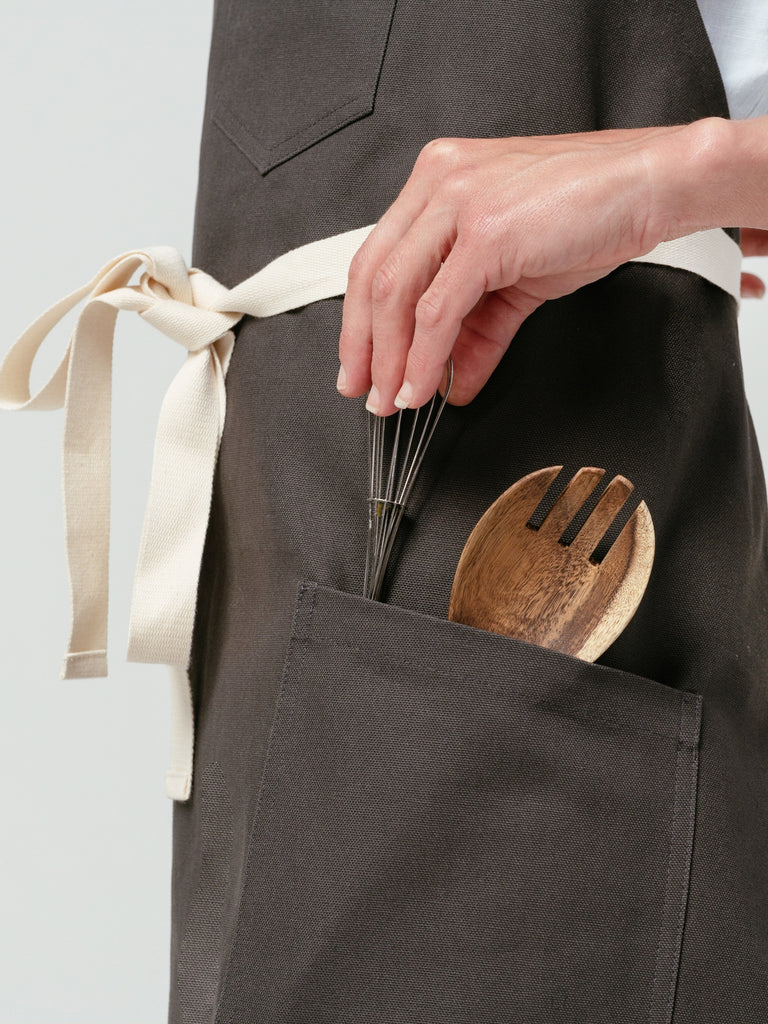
[364,358,454,600]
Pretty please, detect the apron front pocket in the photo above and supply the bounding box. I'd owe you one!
[215,579,702,1024]
[211,0,398,174]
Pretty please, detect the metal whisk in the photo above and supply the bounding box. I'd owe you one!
[364,358,454,600]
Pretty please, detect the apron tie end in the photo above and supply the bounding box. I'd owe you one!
[61,649,108,679]
[164,664,195,803]
[165,770,192,802]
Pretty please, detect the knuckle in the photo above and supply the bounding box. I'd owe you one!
[371,263,399,304]
[347,246,372,282]
[370,348,396,380]
[404,347,433,381]
[439,169,474,203]
[418,137,463,170]
[414,292,443,330]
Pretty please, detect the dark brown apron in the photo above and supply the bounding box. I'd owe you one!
[169,2,768,1021]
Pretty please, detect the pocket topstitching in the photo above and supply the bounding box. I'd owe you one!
[215,578,702,1024]
[211,0,398,174]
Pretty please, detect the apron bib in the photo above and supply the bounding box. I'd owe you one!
[166,2,768,1021]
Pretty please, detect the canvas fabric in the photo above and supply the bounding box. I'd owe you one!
[164,1,768,1021]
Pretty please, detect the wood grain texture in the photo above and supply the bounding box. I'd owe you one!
[448,467,655,661]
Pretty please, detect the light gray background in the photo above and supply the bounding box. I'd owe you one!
[1,3,767,1022]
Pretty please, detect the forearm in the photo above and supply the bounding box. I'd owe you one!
[651,115,768,237]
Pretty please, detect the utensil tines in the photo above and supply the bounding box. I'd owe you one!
[447,465,655,661]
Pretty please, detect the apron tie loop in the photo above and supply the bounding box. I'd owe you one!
[0,247,241,683]
[0,226,373,800]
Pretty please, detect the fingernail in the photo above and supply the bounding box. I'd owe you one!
[394,381,412,409]
[336,364,348,391]
[365,385,381,414]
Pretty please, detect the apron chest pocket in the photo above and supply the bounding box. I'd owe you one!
[215,579,702,1024]
[211,0,398,174]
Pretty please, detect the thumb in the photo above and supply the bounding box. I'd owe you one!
[439,287,543,405]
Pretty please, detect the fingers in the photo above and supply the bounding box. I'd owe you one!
[741,271,766,299]
[391,240,486,411]
[443,287,544,404]
[339,200,486,417]
[337,185,430,400]
[339,218,537,413]
[366,210,458,416]
[338,139,476,410]
[740,228,768,258]
[737,229,767,298]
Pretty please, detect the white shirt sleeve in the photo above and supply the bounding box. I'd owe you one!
[696,0,768,119]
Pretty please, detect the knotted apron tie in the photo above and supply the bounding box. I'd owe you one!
[0,225,741,801]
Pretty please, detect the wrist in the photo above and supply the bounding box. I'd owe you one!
[649,115,768,239]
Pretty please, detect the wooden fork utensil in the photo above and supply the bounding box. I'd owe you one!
[448,466,654,662]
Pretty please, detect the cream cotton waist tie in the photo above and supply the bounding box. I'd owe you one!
[0,224,742,802]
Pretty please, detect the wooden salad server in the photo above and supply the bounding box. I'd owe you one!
[447,466,655,662]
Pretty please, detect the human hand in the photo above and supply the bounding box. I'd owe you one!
[335,120,743,414]
[336,126,688,414]
[740,228,768,297]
